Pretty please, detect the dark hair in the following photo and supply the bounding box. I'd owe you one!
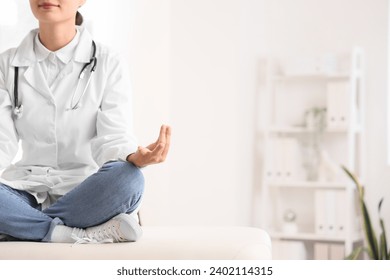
[76,11,83,26]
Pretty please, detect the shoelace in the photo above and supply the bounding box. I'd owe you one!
[71,222,126,244]
[71,227,112,244]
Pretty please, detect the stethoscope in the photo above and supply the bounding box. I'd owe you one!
[13,41,97,119]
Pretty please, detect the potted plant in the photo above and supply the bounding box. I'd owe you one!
[342,166,389,260]
[302,107,327,181]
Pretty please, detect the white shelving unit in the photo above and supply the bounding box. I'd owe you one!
[259,48,365,259]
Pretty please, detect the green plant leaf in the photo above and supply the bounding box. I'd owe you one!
[378,199,388,260]
[345,246,363,260]
[361,202,379,259]
[378,198,384,212]
[380,233,387,260]
[341,165,379,259]
[361,247,374,260]
[341,165,364,197]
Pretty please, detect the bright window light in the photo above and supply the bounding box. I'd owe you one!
[0,0,18,26]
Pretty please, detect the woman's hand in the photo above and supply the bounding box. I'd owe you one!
[127,125,171,168]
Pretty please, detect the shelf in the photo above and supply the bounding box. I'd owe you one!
[267,181,354,190]
[259,49,365,257]
[270,231,363,243]
[272,73,351,82]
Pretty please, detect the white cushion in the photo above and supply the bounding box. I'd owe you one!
[0,226,271,260]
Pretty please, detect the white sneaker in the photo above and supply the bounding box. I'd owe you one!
[72,213,143,244]
[50,214,142,243]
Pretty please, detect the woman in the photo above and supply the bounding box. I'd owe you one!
[0,0,171,243]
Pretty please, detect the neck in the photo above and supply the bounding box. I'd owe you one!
[38,21,77,51]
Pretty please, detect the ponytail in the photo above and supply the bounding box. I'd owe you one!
[75,11,83,26]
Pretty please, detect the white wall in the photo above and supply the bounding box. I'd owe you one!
[126,0,174,226]
[166,0,266,226]
[0,0,36,53]
[132,0,266,226]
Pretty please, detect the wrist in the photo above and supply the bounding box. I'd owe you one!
[127,153,144,168]
[126,153,136,163]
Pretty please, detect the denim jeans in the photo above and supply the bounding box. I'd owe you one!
[0,161,144,241]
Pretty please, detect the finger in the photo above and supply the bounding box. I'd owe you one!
[152,125,171,162]
[139,125,170,165]
[151,141,165,157]
[152,125,167,157]
[157,125,167,144]
[161,126,171,159]
[146,141,157,151]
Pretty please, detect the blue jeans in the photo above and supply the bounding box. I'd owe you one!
[0,161,144,241]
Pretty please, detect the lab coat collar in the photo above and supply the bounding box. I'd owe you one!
[11,26,93,67]
[11,29,38,67]
[34,29,80,64]
[34,35,52,62]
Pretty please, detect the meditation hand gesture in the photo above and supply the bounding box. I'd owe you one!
[127,125,171,168]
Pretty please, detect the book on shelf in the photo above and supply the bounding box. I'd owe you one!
[315,189,337,236]
[326,81,350,130]
[335,191,346,237]
[266,137,305,182]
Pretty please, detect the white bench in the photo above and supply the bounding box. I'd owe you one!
[0,226,271,260]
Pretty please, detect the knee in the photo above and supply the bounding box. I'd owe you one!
[104,161,145,196]
[122,162,145,195]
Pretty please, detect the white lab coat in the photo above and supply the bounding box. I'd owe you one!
[0,27,138,209]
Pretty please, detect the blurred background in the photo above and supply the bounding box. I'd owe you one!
[0,0,389,259]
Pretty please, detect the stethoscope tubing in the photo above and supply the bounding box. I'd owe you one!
[13,41,97,117]
[68,68,95,110]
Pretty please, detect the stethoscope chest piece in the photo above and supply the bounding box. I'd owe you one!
[13,104,23,119]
